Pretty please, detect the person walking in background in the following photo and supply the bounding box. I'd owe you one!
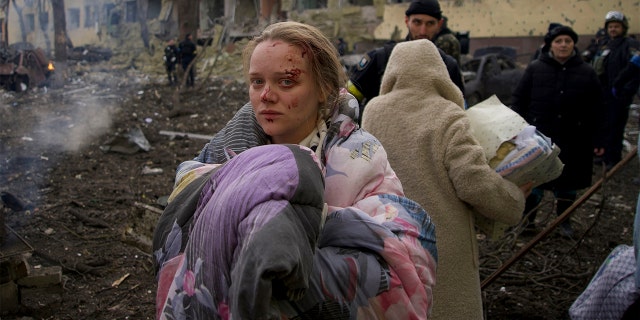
[153,21,437,319]
[362,39,530,320]
[592,11,640,170]
[511,25,607,237]
[346,0,465,119]
[179,33,197,87]
[163,38,179,86]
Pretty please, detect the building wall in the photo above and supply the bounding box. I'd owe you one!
[2,0,638,62]
[3,0,137,52]
[376,0,639,58]
[317,0,639,62]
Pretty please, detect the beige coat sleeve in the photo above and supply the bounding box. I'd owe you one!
[442,111,525,226]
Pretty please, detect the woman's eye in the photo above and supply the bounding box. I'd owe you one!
[251,79,264,86]
[280,79,294,87]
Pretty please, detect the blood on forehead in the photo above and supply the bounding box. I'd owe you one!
[285,68,302,80]
[277,42,308,80]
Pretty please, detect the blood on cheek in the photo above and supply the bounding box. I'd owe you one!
[288,97,299,110]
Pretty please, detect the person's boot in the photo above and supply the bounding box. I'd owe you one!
[522,190,543,231]
[556,199,574,238]
[559,220,574,238]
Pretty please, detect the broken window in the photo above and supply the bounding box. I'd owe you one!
[104,3,115,22]
[104,3,121,26]
[25,13,35,33]
[85,5,97,28]
[295,0,328,9]
[125,1,137,23]
[148,0,162,19]
[38,11,49,31]
[68,8,80,30]
[348,0,373,5]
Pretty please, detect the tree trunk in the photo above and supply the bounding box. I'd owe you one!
[10,0,26,43]
[37,2,52,52]
[177,0,199,40]
[1,0,9,48]
[51,0,66,89]
[138,0,150,48]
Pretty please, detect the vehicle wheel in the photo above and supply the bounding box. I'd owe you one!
[466,93,482,108]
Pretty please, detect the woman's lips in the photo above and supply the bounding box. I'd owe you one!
[259,110,282,120]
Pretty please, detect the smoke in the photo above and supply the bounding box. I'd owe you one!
[34,95,117,153]
[0,80,128,228]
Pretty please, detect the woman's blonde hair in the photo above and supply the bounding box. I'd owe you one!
[242,21,346,118]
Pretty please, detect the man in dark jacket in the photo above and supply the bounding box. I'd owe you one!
[163,38,179,86]
[592,11,640,169]
[179,33,197,87]
[346,0,465,121]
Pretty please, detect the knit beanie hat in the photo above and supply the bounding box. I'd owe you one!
[544,25,578,46]
[547,22,562,33]
[405,0,442,20]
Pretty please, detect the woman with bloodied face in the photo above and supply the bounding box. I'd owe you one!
[152,21,437,319]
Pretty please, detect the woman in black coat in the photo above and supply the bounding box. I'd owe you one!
[511,25,606,237]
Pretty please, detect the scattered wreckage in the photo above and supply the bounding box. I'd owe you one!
[461,46,525,107]
[0,43,54,92]
[0,43,115,92]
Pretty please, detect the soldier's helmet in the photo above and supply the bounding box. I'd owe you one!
[604,11,628,32]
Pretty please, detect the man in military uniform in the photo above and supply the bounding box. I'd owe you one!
[592,11,640,169]
[433,16,461,64]
[347,0,465,120]
[163,39,179,86]
[179,33,197,87]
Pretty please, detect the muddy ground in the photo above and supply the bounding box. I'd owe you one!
[1,56,639,319]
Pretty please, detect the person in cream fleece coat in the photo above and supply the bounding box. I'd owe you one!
[362,39,530,320]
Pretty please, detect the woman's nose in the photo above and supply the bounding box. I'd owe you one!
[260,86,275,103]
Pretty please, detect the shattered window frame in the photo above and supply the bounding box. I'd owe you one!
[84,5,98,28]
[25,13,35,33]
[347,0,374,5]
[68,7,81,30]
[295,0,328,10]
[38,11,49,32]
[125,1,137,23]
[104,3,118,25]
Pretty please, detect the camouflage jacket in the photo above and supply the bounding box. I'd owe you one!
[434,32,461,64]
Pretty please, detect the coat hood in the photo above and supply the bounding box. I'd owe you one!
[379,39,465,108]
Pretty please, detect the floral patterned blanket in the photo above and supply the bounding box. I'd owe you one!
[153,93,437,319]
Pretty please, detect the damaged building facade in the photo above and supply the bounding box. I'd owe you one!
[0,0,638,62]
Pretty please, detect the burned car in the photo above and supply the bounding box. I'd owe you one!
[461,46,524,107]
[0,44,54,92]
